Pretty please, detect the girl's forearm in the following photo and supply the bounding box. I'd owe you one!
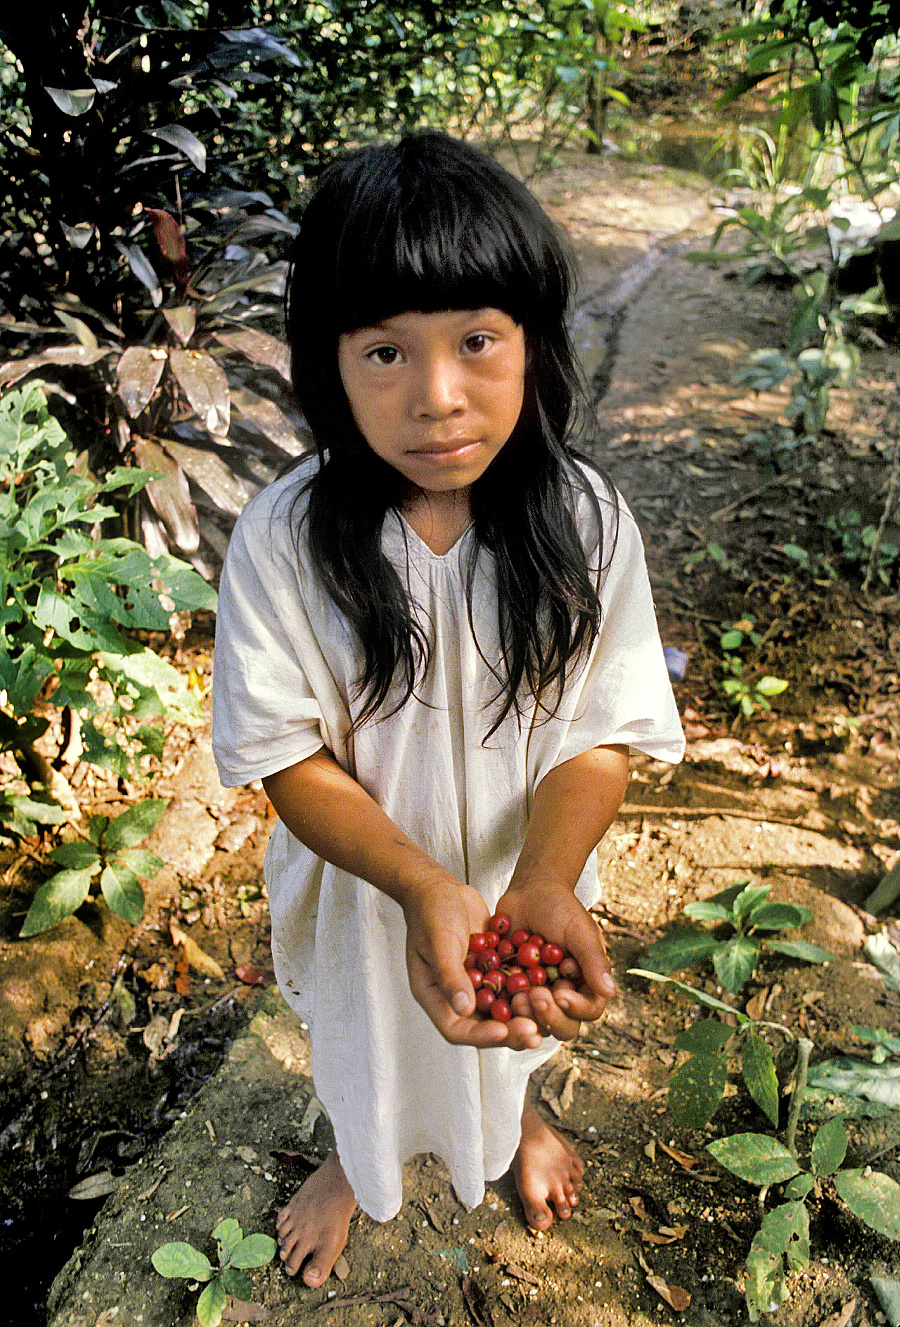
[509,744,629,892]
[262,747,457,910]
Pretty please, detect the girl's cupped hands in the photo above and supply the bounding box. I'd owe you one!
[493,879,616,1042]
[403,879,545,1051]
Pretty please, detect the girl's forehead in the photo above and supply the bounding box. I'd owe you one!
[342,307,520,338]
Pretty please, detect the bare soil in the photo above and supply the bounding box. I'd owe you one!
[2,147,899,1327]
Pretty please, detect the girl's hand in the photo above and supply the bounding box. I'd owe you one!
[493,879,615,1042]
[402,881,544,1051]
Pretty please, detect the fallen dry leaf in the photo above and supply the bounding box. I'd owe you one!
[745,988,768,1020]
[235,963,277,986]
[333,1253,350,1281]
[629,1195,647,1221]
[644,1138,657,1163]
[658,1142,698,1170]
[461,1276,495,1327]
[222,1297,271,1322]
[503,1262,541,1287]
[559,1064,581,1113]
[646,1273,691,1312]
[642,1231,676,1244]
[68,1171,118,1201]
[819,1299,857,1327]
[170,923,225,980]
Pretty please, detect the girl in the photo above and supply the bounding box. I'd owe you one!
[212,132,684,1289]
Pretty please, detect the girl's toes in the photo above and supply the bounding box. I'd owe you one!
[524,1198,553,1230]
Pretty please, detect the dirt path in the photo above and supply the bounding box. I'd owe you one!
[3,153,899,1327]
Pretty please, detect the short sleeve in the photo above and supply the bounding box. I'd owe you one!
[211,483,350,786]
[530,494,685,785]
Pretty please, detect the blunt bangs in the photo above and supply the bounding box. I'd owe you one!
[291,134,574,343]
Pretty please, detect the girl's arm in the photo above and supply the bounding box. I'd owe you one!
[495,743,629,1041]
[262,748,544,1051]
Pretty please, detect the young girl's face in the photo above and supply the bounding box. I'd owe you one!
[337,308,526,500]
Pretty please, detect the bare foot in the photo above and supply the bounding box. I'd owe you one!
[511,1096,585,1231]
[276,1150,358,1286]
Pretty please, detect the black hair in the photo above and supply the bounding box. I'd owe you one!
[284,131,617,736]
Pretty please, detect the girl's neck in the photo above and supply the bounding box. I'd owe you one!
[401,486,472,555]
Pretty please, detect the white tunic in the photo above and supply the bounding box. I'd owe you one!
[212,457,684,1221]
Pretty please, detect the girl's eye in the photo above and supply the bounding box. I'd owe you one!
[368,345,400,365]
[463,333,490,354]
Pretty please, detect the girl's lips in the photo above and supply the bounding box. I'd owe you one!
[411,440,480,458]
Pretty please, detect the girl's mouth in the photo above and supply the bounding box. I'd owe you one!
[412,440,480,460]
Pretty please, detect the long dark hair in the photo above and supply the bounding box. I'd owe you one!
[284,132,617,736]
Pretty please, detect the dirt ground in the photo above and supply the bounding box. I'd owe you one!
[1,144,899,1327]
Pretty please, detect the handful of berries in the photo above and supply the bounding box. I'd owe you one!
[464,913,582,1024]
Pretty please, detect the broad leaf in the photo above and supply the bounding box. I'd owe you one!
[148,123,207,172]
[116,346,166,418]
[784,1174,815,1200]
[221,1267,253,1297]
[744,1201,809,1323]
[668,1051,729,1128]
[163,306,196,346]
[169,348,230,437]
[230,1233,276,1268]
[628,970,750,1022]
[162,438,247,516]
[50,841,102,871]
[707,1133,801,1185]
[133,437,199,553]
[683,900,732,924]
[748,903,811,931]
[709,881,750,909]
[104,799,168,850]
[197,1276,227,1327]
[713,935,760,994]
[810,1115,847,1176]
[116,241,162,307]
[732,884,772,920]
[20,867,96,936]
[833,1168,900,1239]
[214,1217,243,1259]
[643,929,720,974]
[808,1057,900,1108]
[673,1020,734,1054]
[741,1035,780,1127]
[45,86,96,116]
[231,386,306,456]
[765,939,834,965]
[100,862,145,924]
[216,327,291,381]
[151,1241,212,1280]
[116,848,164,879]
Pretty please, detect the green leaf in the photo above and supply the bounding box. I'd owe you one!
[765,940,834,965]
[230,1233,276,1268]
[684,901,732,924]
[720,630,744,650]
[713,935,760,994]
[628,970,750,1022]
[810,1115,847,1176]
[104,799,168,851]
[213,1217,243,1260]
[197,1276,227,1327]
[88,814,109,845]
[784,1173,815,1200]
[668,1051,729,1129]
[709,881,751,910]
[20,867,95,936]
[100,862,145,924]
[732,885,772,919]
[116,848,164,879]
[833,1169,900,1239]
[741,1035,780,1127]
[50,840,102,871]
[748,903,811,931]
[707,1133,801,1185]
[807,1057,900,1108]
[151,1241,213,1280]
[673,1020,735,1054]
[864,861,900,914]
[755,676,789,698]
[643,930,720,974]
[221,1267,253,1297]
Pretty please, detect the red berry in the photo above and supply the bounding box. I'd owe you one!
[477,949,500,972]
[505,971,530,995]
[540,942,564,966]
[483,930,500,950]
[516,942,542,968]
[509,929,530,948]
[468,968,484,989]
[528,933,545,948]
[475,987,496,1012]
[483,969,505,995]
[489,913,511,935]
[491,998,512,1023]
[497,938,515,960]
[468,932,488,953]
[527,965,548,987]
[559,955,582,982]
[464,952,478,970]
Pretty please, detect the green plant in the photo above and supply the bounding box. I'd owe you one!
[628,970,900,1321]
[0,381,216,827]
[716,618,790,717]
[827,507,900,587]
[20,799,167,936]
[152,1219,276,1327]
[643,880,833,994]
[851,1023,900,1062]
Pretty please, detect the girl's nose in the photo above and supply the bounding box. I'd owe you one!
[412,355,465,418]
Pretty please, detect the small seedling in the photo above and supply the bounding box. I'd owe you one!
[20,799,167,936]
[851,1024,900,1064]
[643,881,833,995]
[717,617,788,718]
[152,1219,275,1327]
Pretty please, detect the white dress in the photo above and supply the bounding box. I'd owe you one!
[212,456,685,1222]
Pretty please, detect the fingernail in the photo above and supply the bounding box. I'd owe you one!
[451,990,471,1015]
